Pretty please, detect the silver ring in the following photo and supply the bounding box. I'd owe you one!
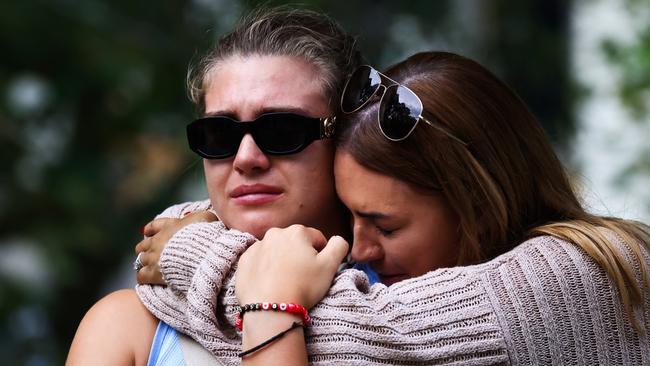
[133,252,144,272]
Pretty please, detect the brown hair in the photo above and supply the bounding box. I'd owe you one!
[336,51,649,326]
[187,6,362,115]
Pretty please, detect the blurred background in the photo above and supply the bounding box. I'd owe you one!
[1,0,649,364]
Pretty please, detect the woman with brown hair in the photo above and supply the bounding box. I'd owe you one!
[236,52,650,365]
[135,52,650,364]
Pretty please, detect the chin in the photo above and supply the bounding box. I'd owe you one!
[232,213,294,239]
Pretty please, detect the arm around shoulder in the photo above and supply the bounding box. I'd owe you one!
[67,289,158,366]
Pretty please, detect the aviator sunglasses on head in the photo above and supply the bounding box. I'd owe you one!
[341,65,466,144]
[187,112,335,159]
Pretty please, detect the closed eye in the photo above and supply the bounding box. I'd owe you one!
[375,225,396,237]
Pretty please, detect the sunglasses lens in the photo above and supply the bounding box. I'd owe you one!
[254,114,315,154]
[187,118,242,158]
[379,85,423,141]
[342,66,382,113]
[188,113,322,159]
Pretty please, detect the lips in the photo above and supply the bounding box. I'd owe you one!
[230,184,284,205]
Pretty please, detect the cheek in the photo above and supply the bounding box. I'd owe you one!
[289,143,335,192]
[203,161,229,196]
[417,221,460,268]
[391,221,458,273]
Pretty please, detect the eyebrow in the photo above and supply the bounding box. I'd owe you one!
[356,210,392,221]
[203,106,317,119]
[203,110,236,118]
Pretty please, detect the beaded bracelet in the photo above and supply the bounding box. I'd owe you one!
[236,302,311,330]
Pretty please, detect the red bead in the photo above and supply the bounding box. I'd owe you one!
[235,302,310,330]
[235,314,243,331]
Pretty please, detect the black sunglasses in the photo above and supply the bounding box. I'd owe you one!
[341,65,466,144]
[187,112,335,159]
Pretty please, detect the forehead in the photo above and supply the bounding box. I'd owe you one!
[203,55,330,119]
[334,151,411,209]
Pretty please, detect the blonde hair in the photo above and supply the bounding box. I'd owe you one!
[337,51,650,330]
[186,6,362,115]
[533,218,649,330]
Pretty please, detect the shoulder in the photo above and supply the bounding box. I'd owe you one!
[89,289,158,325]
[481,235,588,269]
[67,289,158,366]
[479,235,650,364]
[155,199,212,219]
[477,235,612,293]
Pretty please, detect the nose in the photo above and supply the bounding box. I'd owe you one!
[233,134,271,175]
[350,223,383,263]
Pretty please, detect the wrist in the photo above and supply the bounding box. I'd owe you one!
[241,311,305,348]
[237,292,307,308]
[239,312,308,364]
[236,302,311,331]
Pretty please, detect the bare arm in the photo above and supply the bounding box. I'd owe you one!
[66,289,158,366]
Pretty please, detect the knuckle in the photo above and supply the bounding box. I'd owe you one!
[152,218,168,229]
[239,251,251,266]
[265,227,280,237]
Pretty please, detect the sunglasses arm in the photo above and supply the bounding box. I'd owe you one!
[420,116,468,146]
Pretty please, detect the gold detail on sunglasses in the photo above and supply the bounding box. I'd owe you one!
[321,116,336,139]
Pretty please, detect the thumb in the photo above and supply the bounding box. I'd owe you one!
[317,236,350,273]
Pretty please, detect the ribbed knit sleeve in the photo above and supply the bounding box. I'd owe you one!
[301,236,650,365]
[157,220,227,294]
[305,265,510,364]
[137,199,214,293]
[137,222,255,359]
[137,212,650,365]
[135,199,257,355]
[481,236,650,366]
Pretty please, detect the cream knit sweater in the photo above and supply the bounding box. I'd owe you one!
[136,200,650,365]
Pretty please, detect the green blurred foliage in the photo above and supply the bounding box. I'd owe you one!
[0,0,574,363]
[602,7,650,119]
[601,0,650,203]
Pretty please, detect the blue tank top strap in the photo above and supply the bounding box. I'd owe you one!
[147,321,185,366]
